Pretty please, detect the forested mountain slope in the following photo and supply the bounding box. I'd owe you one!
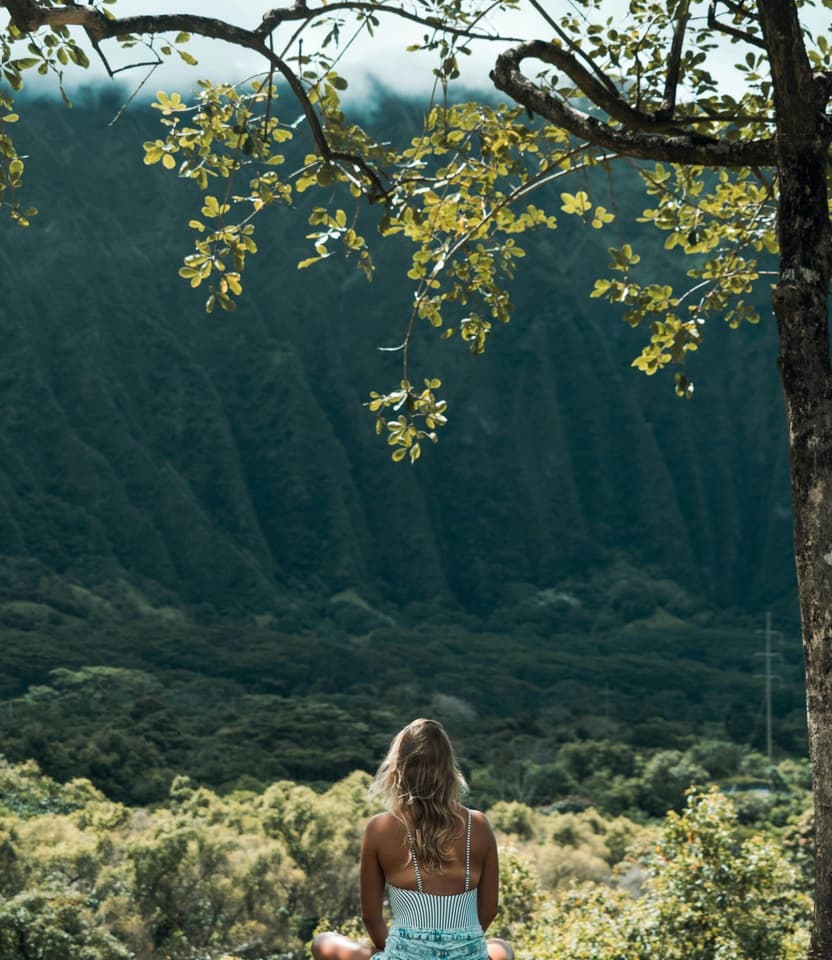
[0,92,794,617]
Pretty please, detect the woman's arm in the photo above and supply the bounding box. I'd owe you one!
[476,816,499,933]
[360,816,389,951]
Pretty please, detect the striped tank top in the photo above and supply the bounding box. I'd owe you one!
[380,809,487,960]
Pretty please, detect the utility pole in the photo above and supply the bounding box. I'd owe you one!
[755,612,782,769]
[764,611,773,766]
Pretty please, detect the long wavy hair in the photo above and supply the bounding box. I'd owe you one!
[371,718,467,872]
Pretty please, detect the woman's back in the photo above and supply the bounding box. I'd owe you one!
[367,808,490,895]
[383,807,479,933]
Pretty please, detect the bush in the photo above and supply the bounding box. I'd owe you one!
[512,790,810,960]
[637,750,708,816]
[0,889,132,960]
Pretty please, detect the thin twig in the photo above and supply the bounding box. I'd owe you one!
[258,1,523,44]
[109,60,161,125]
[707,0,766,48]
[658,0,691,119]
[262,36,276,139]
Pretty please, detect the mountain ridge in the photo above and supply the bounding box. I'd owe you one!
[0,94,795,619]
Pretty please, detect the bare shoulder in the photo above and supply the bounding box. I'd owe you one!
[364,811,401,839]
[468,809,496,843]
[468,808,493,829]
[364,812,407,864]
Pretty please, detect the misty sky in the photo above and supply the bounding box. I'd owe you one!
[43,0,807,102]
[73,0,539,98]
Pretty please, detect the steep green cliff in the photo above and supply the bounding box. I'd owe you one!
[0,93,794,618]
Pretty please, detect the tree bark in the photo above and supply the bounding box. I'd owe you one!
[775,179,832,960]
[758,2,832,956]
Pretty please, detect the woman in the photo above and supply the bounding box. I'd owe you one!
[312,718,513,960]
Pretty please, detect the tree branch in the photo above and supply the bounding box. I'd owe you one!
[257,1,522,43]
[720,0,756,19]
[1,1,256,46]
[657,0,690,120]
[707,0,766,50]
[1,0,522,49]
[524,0,619,98]
[1,0,392,199]
[490,40,775,167]
[507,39,676,133]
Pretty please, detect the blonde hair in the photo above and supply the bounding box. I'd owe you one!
[371,718,467,872]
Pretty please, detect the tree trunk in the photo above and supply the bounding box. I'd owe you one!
[773,141,832,960]
[777,258,832,960]
[756,2,832,952]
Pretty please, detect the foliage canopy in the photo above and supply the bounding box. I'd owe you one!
[0,757,813,960]
[0,0,802,456]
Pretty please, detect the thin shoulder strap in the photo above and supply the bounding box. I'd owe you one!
[405,828,424,893]
[407,811,472,894]
[464,808,472,892]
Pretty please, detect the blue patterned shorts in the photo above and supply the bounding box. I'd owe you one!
[379,925,489,960]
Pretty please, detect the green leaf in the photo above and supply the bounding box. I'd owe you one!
[560,190,592,215]
[201,195,227,218]
[68,46,90,68]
